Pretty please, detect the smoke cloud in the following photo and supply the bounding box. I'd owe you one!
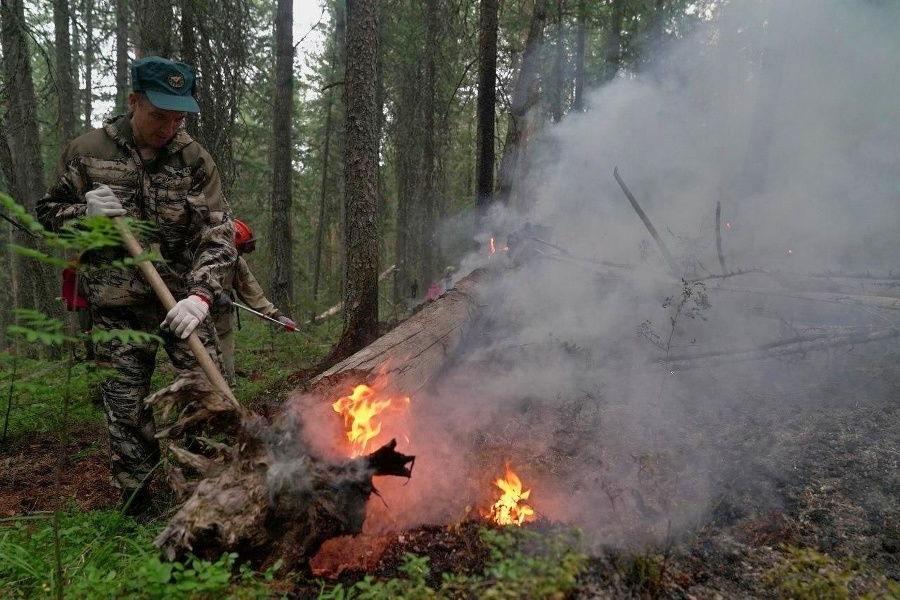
[306,0,900,551]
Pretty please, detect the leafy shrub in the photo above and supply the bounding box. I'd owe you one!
[763,546,900,600]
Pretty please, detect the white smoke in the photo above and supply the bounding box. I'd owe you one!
[313,0,900,550]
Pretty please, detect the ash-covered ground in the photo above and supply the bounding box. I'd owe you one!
[304,268,900,597]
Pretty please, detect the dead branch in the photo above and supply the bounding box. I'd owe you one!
[661,326,899,371]
[613,166,680,277]
[308,265,397,324]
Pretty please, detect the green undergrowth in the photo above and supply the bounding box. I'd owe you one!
[0,352,106,438]
[228,315,340,401]
[0,508,288,598]
[0,314,340,441]
[0,511,587,599]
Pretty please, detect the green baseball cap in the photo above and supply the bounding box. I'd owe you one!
[131,56,200,113]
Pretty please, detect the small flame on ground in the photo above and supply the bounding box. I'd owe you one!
[487,237,509,256]
[332,384,410,457]
[481,463,535,526]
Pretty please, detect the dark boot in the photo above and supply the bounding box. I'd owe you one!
[120,488,154,521]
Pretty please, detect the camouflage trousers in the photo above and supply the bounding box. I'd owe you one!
[212,309,236,387]
[92,301,223,492]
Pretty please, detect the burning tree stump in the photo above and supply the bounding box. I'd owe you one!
[149,268,495,567]
[147,372,414,566]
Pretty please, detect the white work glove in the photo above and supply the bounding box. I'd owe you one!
[85,184,127,218]
[277,315,297,332]
[161,295,209,339]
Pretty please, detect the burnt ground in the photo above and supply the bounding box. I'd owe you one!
[3,346,900,598]
[307,341,900,598]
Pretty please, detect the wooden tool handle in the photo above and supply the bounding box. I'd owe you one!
[114,218,237,405]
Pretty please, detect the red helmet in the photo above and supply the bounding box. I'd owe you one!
[234,219,255,247]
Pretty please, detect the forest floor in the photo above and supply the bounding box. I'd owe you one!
[4,341,900,598]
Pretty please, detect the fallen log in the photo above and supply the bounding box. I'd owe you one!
[310,265,493,397]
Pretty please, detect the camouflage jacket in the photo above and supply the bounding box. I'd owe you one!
[37,114,236,307]
[212,256,280,335]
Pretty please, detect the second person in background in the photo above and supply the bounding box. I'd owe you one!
[212,218,296,387]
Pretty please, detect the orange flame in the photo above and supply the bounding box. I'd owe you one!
[482,463,535,526]
[332,383,409,457]
[487,237,509,256]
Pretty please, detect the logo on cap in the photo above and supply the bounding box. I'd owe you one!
[168,72,185,89]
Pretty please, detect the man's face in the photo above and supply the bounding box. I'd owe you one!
[129,93,186,150]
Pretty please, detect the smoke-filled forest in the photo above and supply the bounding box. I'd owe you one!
[2,0,900,597]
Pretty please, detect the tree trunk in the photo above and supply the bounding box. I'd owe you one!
[180,0,249,198]
[312,42,339,322]
[180,1,197,74]
[330,0,379,363]
[82,0,95,131]
[496,0,547,207]
[550,0,566,123]
[420,0,439,292]
[335,0,348,307]
[602,0,624,83]
[392,58,423,312]
[115,0,129,115]
[270,0,295,313]
[0,0,62,358]
[53,0,75,144]
[374,4,389,312]
[312,2,347,322]
[133,0,174,57]
[475,0,499,216]
[571,0,586,111]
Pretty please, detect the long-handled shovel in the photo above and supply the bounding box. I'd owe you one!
[113,217,238,406]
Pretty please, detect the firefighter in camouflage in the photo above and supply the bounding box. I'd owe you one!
[212,219,294,387]
[36,56,237,513]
